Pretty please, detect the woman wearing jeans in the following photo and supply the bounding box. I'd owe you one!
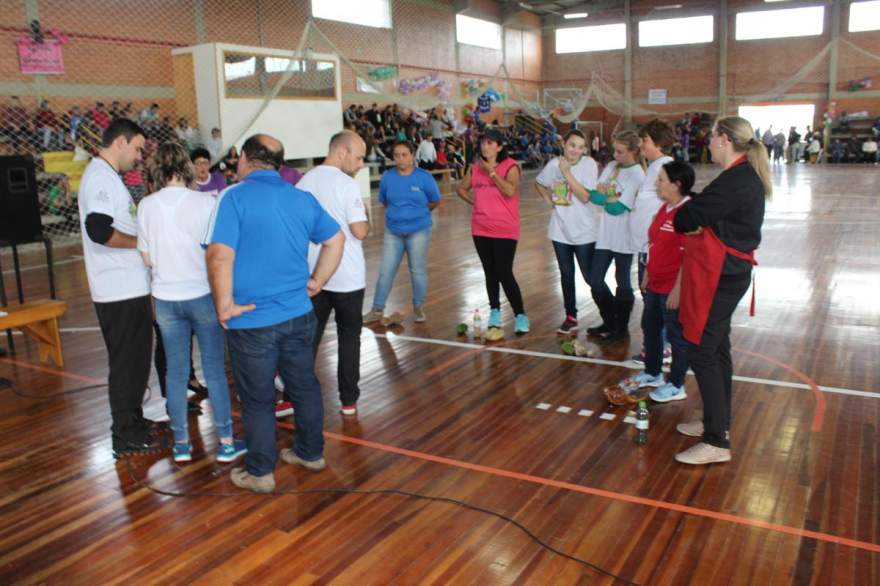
[137,142,245,464]
[364,141,441,323]
[534,130,599,334]
[456,128,529,334]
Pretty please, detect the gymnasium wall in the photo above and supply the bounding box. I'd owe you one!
[0,0,542,124]
[544,0,880,129]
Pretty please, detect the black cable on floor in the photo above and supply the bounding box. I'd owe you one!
[125,459,640,586]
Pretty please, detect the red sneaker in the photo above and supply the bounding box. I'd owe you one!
[275,401,294,418]
[340,404,357,416]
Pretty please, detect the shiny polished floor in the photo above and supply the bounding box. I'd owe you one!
[0,163,878,585]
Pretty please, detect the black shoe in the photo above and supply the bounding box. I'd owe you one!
[187,398,203,415]
[112,434,168,459]
[136,416,168,432]
[586,323,611,336]
[187,379,208,398]
[599,330,630,345]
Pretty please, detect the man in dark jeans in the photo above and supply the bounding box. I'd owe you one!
[297,130,370,416]
[206,134,343,493]
[78,118,164,458]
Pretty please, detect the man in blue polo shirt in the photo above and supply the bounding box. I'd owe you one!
[205,134,344,493]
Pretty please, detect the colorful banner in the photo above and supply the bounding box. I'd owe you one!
[17,37,65,75]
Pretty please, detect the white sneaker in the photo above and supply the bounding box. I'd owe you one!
[274,375,284,392]
[649,382,686,403]
[676,420,704,437]
[675,442,731,465]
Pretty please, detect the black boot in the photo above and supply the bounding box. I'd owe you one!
[587,293,615,336]
[601,288,635,344]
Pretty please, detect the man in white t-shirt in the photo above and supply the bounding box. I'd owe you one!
[416,134,437,170]
[78,118,163,458]
[298,130,370,415]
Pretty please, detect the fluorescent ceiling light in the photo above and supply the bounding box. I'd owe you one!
[564,12,588,19]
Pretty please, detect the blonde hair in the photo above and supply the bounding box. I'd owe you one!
[151,141,195,187]
[714,116,772,197]
[612,129,645,169]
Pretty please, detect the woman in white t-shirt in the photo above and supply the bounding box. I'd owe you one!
[535,130,599,334]
[586,130,646,344]
[137,143,245,464]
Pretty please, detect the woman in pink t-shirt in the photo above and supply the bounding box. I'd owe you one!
[456,128,529,334]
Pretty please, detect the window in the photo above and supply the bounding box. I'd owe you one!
[849,1,880,32]
[456,14,502,50]
[735,6,824,40]
[223,53,337,100]
[639,15,713,47]
[555,23,627,54]
[310,0,391,29]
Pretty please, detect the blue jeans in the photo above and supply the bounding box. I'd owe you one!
[154,294,233,444]
[551,240,594,318]
[642,289,688,387]
[227,311,323,477]
[371,226,431,310]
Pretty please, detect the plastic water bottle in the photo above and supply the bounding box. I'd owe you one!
[473,309,482,339]
[634,400,649,445]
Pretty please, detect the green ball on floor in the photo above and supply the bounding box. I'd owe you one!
[456,323,468,336]
[561,340,576,356]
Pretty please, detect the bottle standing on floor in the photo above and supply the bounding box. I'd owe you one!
[634,400,649,445]
[363,140,441,325]
[456,127,529,335]
[586,130,646,344]
[534,129,600,335]
[672,116,767,466]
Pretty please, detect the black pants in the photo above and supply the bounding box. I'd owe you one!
[687,273,751,449]
[312,288,364,407]
[473,235,524,315]
[94,295,153,441]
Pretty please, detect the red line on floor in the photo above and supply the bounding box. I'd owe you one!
[269,418,878,554]
[733,347,826,432]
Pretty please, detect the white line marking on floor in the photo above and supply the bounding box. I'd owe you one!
[578,409,593,417]
[377,333,879,399]
[535,403,551,410]
[1,255,83,275]
[623,416,637,424]
[599,413,616,421]
[556,405,571,413]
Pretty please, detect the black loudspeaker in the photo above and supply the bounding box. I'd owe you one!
[0,155,42,244]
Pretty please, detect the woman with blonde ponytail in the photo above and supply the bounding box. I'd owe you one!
[671,115,766,466]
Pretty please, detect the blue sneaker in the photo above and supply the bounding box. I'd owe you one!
[620,371,665,393]
[488,308,502,329]
[172,442,192,463]
[217,439,248,463]
[515,313,530,334]
[649,382,687,403]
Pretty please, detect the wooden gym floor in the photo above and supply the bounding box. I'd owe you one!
[0,163,877,585]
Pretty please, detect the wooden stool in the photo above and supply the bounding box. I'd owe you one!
[0,299,68,367]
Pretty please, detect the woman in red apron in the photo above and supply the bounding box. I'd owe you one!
[672,116,769,465]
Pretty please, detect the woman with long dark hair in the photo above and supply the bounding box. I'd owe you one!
[673,116,767,465]
[456,128,529,335]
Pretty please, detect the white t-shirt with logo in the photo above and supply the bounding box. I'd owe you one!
[78,157,151,302]
[592,161,645,254]
[536,156,600,245]
[299,166,368,293]
[136,186,215,301]
[629,155,673,254]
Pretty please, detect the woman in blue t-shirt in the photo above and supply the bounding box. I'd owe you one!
[364,141,441,324]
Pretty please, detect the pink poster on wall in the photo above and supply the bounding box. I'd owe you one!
[17,38,65,75]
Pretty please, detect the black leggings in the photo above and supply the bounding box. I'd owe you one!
[473,235,524,315]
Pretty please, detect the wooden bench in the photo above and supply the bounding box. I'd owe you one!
[0,299,68,367]
[429,168,455,195]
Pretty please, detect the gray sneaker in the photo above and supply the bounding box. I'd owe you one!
[280,448,326,471]
[363,308,384,323]
[413,306,426,322]
[676,420,704,437]
[230,466,275,493]
[675,442,731,465]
